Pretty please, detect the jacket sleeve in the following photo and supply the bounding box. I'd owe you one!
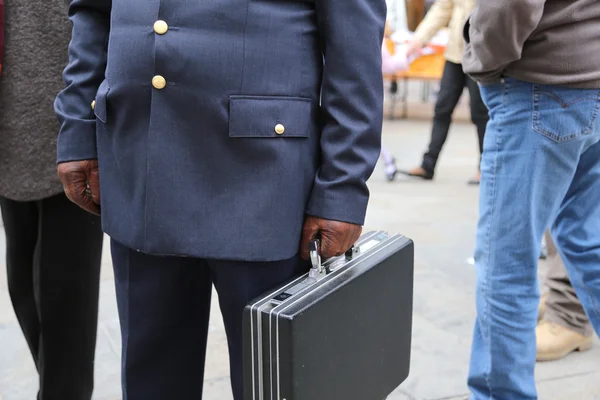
[307,0,386,226]
[54,0,111,163]
[413,0,454,45]
[463,0,546,84]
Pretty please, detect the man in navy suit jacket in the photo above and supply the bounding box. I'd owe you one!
[55,0,385,398]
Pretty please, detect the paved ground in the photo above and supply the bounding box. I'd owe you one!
[1,116,599,400]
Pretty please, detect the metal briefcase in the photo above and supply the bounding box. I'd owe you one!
[243,231,414,400]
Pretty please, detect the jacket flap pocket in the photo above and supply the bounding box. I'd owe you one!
[229,95,312,138]
[94,80,110,123]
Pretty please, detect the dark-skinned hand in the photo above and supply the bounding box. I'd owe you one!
[300,215,362,260]
[57,160,101,216]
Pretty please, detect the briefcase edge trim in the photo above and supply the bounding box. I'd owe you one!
[249,274,307,400]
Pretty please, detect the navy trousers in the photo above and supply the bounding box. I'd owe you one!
[111,239,310,400]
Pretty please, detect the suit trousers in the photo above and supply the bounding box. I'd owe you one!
[0,193,103,400]
[421,61,489,175]
[543,231,594,337]
[110,239,310,400]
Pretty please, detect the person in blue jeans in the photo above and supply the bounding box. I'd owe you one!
[462,0,600,399]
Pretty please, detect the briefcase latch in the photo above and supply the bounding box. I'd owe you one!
[345,245,360,261]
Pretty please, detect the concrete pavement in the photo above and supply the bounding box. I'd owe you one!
[0,118,598,400]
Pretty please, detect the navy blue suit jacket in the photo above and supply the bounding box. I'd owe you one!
[55,0,386,261]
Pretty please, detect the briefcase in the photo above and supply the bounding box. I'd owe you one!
[243,231,414,400]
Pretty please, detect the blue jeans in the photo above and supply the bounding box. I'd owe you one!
[468,78,600,399]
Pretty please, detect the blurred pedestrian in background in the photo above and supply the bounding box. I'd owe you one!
[0,2,103,398]
[464,0,600,398]
[400,0,487,184]
[537,231,594,361]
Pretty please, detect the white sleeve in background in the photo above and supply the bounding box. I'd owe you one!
[386,0,408,32]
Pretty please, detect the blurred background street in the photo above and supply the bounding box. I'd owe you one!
[2,112,599,400]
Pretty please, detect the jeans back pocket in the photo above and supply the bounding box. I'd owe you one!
[532,85,600,143]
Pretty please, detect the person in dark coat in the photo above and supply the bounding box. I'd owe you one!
[55,0,386,398]
[0,1,103,398]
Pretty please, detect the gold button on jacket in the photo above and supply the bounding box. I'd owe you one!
[152,75,167,89]
[274,124,285,135]
[154,20,168,35]
[91,100,96,110]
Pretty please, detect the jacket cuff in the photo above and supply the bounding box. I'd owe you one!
[305,186,369,226]
[463,42,505,86]
[57,119,98,163]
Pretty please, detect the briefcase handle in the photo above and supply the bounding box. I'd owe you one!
[309,239,324,277]
[309,239,358,279]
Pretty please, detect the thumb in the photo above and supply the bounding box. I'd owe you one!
[300,217,321,260]
[88,165,101,206]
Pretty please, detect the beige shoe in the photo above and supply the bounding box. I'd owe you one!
[538,292,548,322]
[536,320,593,361]
[399,166,434,180]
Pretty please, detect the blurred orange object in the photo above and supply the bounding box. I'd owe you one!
[396,52,445,80]
[384,36,396,56]
[382,29,448,119]
[428,44,447,55]
[383,35,445,80]
[383,38,447,119]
